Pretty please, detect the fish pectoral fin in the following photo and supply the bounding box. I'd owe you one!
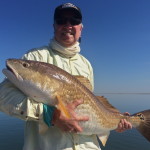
[56,95,71,118]
[98,132,110,147]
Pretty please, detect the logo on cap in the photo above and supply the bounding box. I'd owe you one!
[62,3,78,10]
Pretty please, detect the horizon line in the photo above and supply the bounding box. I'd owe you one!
[94,92,150,95]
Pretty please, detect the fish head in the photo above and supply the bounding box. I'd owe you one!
[3,59,33,81]
[3,59,34,86]
[2,59,64,106]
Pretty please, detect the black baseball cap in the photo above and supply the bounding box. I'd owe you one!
[54,3,82,20]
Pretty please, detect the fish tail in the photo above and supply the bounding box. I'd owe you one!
[133,109,150,142]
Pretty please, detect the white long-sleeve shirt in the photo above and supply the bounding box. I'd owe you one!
[0,45,101,150]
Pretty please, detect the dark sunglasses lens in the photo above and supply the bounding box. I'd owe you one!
[70,18,81,25]
[55,18,81,25]
[55,18,67,25]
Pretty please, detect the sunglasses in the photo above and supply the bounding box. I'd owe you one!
[55,17,82,26]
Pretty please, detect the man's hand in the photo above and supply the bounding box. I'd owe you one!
[52,99,89,133]
[116,112,132,132]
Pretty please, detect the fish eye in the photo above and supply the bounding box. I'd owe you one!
[137,113,144,120]
[22,63,29,68]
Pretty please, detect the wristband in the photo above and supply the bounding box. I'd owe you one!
[43,104,56,127]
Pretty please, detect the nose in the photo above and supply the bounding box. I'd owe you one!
[63,22,73,30]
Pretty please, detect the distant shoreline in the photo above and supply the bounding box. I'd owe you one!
[94,93,150,95]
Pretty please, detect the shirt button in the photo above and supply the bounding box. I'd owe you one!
[20,111,24,115]
[35,113,39,117]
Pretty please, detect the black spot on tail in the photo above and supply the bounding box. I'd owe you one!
[135,109,150,142]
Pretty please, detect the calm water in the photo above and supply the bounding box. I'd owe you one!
[0,94,150,150]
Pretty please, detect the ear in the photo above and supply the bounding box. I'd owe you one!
[80,24,83,31]
[79,24,83,37]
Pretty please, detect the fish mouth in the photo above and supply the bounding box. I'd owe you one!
[6,64,15,75]
[2,60,18,79]
[5,60,17,76]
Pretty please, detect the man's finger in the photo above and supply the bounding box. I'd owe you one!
[70,99,84,109]
[75,116,89,121]
[124,112,130,116]
[73,123,83,132]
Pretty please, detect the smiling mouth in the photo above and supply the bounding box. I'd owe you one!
[62,31,74,36]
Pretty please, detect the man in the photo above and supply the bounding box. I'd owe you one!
[0,3,132,150]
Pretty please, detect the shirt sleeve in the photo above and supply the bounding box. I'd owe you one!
[0,79,43,121]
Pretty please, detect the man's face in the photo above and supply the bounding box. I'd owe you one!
[53,10,82,47]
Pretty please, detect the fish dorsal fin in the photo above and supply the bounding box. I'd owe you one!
[98,132,110,146]
[74,75,92,91]
[96,96,120,113]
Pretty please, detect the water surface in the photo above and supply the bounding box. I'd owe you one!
[0,94,150,150]
[99,93,150,150]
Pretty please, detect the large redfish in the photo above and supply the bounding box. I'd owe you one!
[2,59,150,146]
